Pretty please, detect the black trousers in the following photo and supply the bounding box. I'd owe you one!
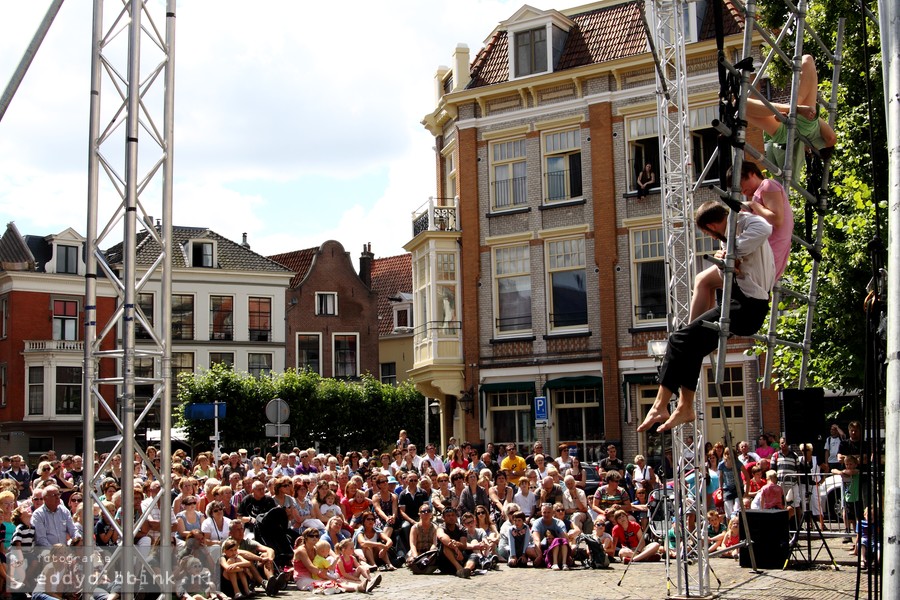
[658,279,769,394]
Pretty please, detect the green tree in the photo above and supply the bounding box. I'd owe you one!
[754,1,886,393]
[176,366,431,454]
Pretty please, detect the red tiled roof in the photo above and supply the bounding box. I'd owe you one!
[268,247,318,288]
[370,253,412,337]
[467,1,744,90]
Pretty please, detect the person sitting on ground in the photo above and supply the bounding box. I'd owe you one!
[537,472,564,509]
[506,510,538,568]
[436,507,474,578]
[513,471,538,521]
[462,510,500,570]
[745,54,836,176]
[488,470,513,522]
[335,538,380,590]
[639,201,775,433]
[406,504,438,565]
[611,510,660,563]
[353,511,395,571]
[720,515,741,558]
[707,510,728,552]
[561,475,589,536]
[458,470,490,517]
[532,502,570,570]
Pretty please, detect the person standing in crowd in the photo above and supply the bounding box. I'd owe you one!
[500,444,527,488]
[824,423,845,473]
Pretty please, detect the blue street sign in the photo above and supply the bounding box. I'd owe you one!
[184,402,226,420]
[534,395,548,421]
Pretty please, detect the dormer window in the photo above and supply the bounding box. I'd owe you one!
[504,7,573,81]
[191,241,214,268]
[515,27,547,77]
[391,292,414,333]
[56,245,78,274]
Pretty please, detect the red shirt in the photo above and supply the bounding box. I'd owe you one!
[612,520,642,549]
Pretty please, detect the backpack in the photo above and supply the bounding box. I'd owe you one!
[407,549,440,575]
[576,534,611,569]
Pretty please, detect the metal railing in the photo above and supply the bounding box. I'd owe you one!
[495,315,532,332]
[492,177,527,209]
[411,197,459,237]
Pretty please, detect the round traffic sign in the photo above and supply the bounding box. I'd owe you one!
[265,398,290,424]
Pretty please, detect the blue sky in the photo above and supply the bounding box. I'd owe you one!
[0,0,569,260]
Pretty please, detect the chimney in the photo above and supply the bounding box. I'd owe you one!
[241,233,250,249]
[452,44,471,91]
[359,243,374,287]
[434,65,450,104]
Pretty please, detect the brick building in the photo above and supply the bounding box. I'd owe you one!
[411,1,773,465]
[270,241,379,379]
[371,253,414,385]
[0,223,118,459]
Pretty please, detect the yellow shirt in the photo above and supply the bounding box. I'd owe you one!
[500,455,527,486]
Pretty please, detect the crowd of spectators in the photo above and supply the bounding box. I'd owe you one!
[0,421,874,597]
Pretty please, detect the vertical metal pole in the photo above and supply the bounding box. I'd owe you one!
[879,0,899,593]
[425,397,430,449]
[82,0,103,590]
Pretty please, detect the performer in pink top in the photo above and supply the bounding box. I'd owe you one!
[688,161,792,322]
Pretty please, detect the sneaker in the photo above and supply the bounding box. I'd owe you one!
[367,573,383,591]
[324,586,344,595]
[562,564,570,571]
[277,571,291,590]
[551,564,561,571]
[265,575,279,597]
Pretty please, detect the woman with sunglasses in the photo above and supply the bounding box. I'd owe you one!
[175,495,203,544]
[354,511,395,571]
[371,476,399,542]
[293,527,326,591]
[31,461,54,493]
[406,504,438,565]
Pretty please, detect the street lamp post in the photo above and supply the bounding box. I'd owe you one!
[425,398,440,448]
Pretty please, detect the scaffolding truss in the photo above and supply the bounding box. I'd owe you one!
[83,0,176,596]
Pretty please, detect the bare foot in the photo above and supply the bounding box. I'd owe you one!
[657,405,696,432]
[797,105,817,120]
[637,407,670,432]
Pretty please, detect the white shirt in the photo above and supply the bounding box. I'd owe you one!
[423,455,446,475]
[729,212,775,300]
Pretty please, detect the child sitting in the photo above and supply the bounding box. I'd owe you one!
[335,538,379,588]
[176,555,224,600]
[312,539,373,593]
[219,538,254,598]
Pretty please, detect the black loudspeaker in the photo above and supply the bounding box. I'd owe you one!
[783,388,825,447]
[739,509,791,569]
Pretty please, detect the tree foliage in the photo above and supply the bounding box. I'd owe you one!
[752,1,886,392]
[176,364,431,454]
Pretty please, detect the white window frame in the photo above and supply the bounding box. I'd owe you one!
[25,361,84,420]
[392,301,413,333]
[171,351,195,388]
[296,332,322,374]
[248,352,273,378]
[545,236,588,332]
[52,298,79,341]
[188,240,216,268]
[487,390,535,450]
[56,244,79,274]
[512,25,549,78]
[703,365,747,444]
[630,225,667,325]
[490,138,527,210]
[542,128,582,203]
[492,243,532,336]
[315,292,338,316]
[332,333,359,379]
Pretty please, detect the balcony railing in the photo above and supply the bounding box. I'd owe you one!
[249,328,271,342]
[411,196,459,237]
[496,315,532,332]
[634,303,667,321]
[492,177,527,209]
[24,340,84,352]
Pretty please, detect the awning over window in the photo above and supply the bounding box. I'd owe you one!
[542,375,603,391]
[479,381,536,394]
[622,373,658,385]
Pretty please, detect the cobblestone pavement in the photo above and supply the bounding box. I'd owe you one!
[277,542,870,600]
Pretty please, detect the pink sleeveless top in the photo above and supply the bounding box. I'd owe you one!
[752,178,792,279]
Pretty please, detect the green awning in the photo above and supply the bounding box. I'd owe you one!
[479,381,536,394]
[623,373,658,385]
[542,375,603,391]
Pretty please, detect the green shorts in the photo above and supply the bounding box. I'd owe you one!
[764,115,827,180]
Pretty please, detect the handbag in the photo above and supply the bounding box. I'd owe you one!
[407,549,440,575]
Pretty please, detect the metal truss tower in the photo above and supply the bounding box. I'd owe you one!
[83,0,175,595]
[647,0,709,595]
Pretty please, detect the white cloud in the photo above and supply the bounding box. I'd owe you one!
[0,0,564,258]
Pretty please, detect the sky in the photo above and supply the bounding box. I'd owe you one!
[0,0,571,262]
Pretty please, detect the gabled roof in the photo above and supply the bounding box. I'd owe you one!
[268,247,318,288]
[468,1,743,89]
[371,253,412,337]
[105,226,292,273]
[0,222,36,271]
